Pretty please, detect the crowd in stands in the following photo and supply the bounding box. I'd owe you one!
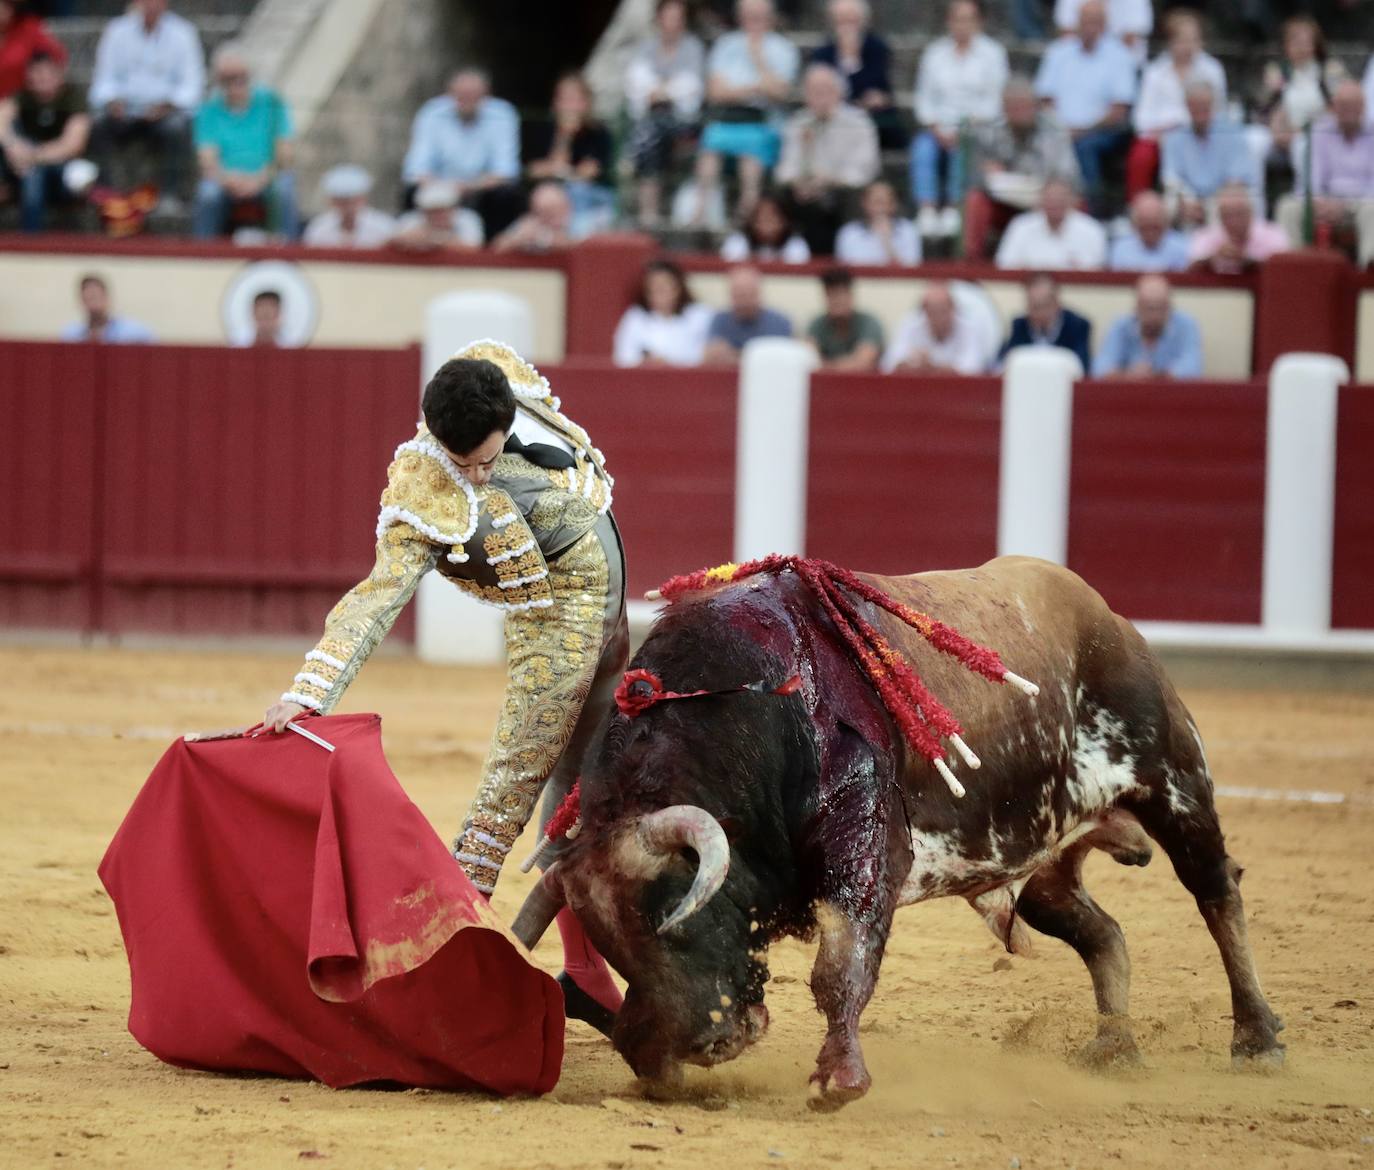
[610,252,1202,377]
[5,0,1374,367]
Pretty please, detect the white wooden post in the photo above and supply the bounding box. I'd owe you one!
[996,347,1081,564]
[1261,353,1348,636]
[734,338,817,562]
[414,291,535,665]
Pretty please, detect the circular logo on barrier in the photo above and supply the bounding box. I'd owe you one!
[221,260,320,349]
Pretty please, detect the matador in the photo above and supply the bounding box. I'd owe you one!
[263,339,627,1030]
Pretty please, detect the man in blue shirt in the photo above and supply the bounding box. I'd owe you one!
[703,265,792,363]
[192,44,297,239]
[999,273,1092,370]
[1093,274,1203,378]
[1161,81,1254,226]
[1109,191,1191,271]
[1033,0,1136,214]
[60,273,155,343]
[402,68,522,237]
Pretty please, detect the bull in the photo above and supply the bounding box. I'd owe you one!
[516,556,1285,1110]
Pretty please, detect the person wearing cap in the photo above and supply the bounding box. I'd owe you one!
[302,163,396,248]
[0,49,90,231]
[391,179,484,252]
[192,42,298,239]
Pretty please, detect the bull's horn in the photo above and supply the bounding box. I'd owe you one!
[639,806,731,935]
[510,865,565,951]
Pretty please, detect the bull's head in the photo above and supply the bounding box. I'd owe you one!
[523,801,772,1086]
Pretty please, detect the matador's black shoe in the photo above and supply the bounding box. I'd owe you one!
[557,972,617,1039]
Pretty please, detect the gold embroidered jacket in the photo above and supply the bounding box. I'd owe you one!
[281,342,615,715]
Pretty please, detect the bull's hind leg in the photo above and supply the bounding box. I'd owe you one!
[1127,767,1285,1067]
[1017,844,1141,1069]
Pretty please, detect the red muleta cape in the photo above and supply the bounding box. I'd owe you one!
[98,713,564,1094]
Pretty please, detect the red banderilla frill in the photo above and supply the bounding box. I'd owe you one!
[645,556,1041,799]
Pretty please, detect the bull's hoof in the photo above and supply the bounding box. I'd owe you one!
[806,1068,871,1113]
[1232,1045,1285,1072]
[1071,1031,1142,1073]
[1111,847,1153,868]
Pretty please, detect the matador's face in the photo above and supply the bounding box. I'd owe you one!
[447,429,506,486]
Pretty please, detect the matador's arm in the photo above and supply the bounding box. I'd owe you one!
[281,522,440,713]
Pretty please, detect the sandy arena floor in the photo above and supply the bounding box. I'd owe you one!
[2,644,1373,1170]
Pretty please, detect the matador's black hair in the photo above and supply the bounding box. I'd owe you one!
[422,358,517,456]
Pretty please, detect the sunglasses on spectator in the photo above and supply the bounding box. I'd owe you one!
[219,71,249,84]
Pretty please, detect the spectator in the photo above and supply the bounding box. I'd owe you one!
[1253,16,1345,212]
[806,266,884,370]
[390,180,484,251]
[191,42,296,240]
[624,0,704,228]
[910,0,1008,240]
[690,0,800,226]
[60,273,154,343]
[965,77,1079,258]
[1109,190,1190,271]
[703,264,792,364]
[882,280,985,373]
[1187,182,1289,274]
[230,289,295,348]
[522,72,615,238]
[999,273,1092,369]
[774,62,879,254]
[1278,81,1374,266]
[1161,81,1255,225]
[809,0,902,147]
[1127,10,1227,200]
[995,175,1106,269]
[492,179,580,253]
[1093,273,1203,378]
[0,0,66,100]
[402,68,522,239]
[1257,16,1344,138]
[302,164,395,248]
[0,50,89,231]
[834,178,921,265]
[720,193,811,262]
[1033,0,1136,214]
[88,0,204,209]
[1053,0,1151,59]
[613,257,715,367]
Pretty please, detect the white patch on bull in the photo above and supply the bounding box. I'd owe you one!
[898,830,983,905]
[1187,720,1211,774]
[1068,705,1146,813]
[1161,764,1196,815]
[967,880,1032,955]
[1014,594,1036,633]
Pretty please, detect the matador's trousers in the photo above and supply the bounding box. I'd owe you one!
[453,514,628,894]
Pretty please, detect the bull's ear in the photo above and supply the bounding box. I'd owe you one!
[717,816,743,843]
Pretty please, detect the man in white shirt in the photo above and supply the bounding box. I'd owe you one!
[1053,0,1151,60]
[910,0,1008,239]
[88,0,204,208]
[834,179,922,265]
[1034,0,1136,215]
[390,180,485,252]
[882,280,985,374]
[302,164,396,249]
[996,176,1106,269]
[774,62,879,255]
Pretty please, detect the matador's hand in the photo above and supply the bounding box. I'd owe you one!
[263,700,308,733]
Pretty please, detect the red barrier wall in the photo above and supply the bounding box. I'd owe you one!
[805,374,1002,574]
[540,362,736,597]
[1067,380,1267,624]
[0,341,422,638]
[1332,384,1374,631]
[0,342,102,630]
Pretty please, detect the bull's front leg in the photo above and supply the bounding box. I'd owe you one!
[807,900,894,1112]
[802,727,909,1112]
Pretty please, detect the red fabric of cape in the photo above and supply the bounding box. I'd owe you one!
[98,713,564,1094]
